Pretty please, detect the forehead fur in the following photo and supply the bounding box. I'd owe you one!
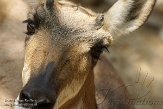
[27,1,112,43]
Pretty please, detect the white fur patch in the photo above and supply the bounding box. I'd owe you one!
[22,63,31,86]
[14,96,29,109]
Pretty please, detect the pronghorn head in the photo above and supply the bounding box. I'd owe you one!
[17,0,155,109]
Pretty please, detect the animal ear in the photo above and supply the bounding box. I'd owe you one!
[67,0,104,5]
[24,0,44,8]
[103,0,156,37]
[45,0,55,10]
[25,0,55,10]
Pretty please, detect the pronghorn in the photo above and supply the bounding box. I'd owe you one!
[15,0,156,109]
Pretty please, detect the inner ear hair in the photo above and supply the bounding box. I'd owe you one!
[126,0,146,21]
[102,0,156,37]
[94,14,104,30]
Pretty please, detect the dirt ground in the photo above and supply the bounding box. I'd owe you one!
[0,0,163,109]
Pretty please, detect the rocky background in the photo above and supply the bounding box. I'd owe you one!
[0,0,163,109]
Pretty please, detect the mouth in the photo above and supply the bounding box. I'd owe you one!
[14,95,54,109]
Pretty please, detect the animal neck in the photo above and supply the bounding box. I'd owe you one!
[59,70,97,109]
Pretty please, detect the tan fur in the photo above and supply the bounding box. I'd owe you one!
[16,0,156,109]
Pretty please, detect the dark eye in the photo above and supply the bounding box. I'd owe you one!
[23,19,36,35]
[90,41,109,64]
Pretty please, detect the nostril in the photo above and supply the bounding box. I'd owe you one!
[19,90,36,108]
[19,90,53,108]
[20,90,32,100]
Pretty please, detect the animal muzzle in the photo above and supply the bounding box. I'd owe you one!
[16,63,57,109]
[15,81,56,109]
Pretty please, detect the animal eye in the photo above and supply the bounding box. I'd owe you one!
[90,40,110,64]
[27,22,35,35]
[91,45,107,59]
[23,19,36,35]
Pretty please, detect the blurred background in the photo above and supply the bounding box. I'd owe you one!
[0,0,162,109]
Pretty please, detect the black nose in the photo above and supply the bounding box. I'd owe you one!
[19,89,54,108]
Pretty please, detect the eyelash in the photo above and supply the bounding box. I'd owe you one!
[23,19,36,35]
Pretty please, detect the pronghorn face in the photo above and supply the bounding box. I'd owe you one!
[17,0,155,109]
[20,2,112,108]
